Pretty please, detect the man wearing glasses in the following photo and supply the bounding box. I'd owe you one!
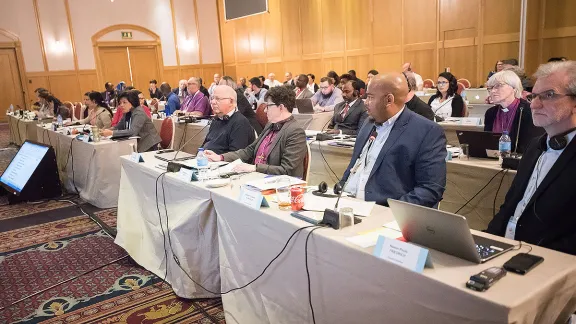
[310,77,344,112]
[487,60,576,256]
[201,85,256,154]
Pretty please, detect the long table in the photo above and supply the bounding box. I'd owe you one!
[116,153,576,324]
[308,141,515,230]
[7,115,39,145]
[36,125,136,208]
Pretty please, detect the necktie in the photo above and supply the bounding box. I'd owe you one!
[341,103,350,119]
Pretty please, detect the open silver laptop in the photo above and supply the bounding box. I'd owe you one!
[388,199,513,263]
[465,89,489,104]
[154,151,195,162]
[295,99,315,114]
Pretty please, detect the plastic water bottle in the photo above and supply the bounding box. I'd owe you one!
[57,115,63,127]
[499,131,512,163]
[197,148,209,167]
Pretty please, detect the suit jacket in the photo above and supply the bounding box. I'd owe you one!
[328,99,368,135]
[483,99,545,154]
[113,106,161,152]
[222,117,307,177]
[340,109,447,207]
[295,87,314,100]
[405,95,434,120]
[487,135,576,255]
[235,88,263,134]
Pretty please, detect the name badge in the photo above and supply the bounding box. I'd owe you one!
[178,168,193,182]
[130,152,144,163]
[238,187,269,210]
[505,219,517,239]
[82,135,90,143]
[373,235,433,273]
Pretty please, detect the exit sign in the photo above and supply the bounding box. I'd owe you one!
[121,31,132,39]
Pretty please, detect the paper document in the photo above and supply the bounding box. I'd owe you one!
[245,175,306,191]
[346,228,403,248]
[302,192,375,217]
[305,130,321,137]
[383,221,401,231]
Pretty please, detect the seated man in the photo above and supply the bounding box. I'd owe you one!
[327,80,367,135]
[246,77,268,109]
[310,77,344,112]
[201,85,255,154]
[205,86,307,177]
[404,72,434,120]
[181,77,211,117]
[340,73,447,208]
[172,79,188,103]
[161,82,180,116]
[294,74,314,100]
[487,61,576,255]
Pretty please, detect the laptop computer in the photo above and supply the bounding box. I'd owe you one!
[154,151,195,162]
[388,199,514,263]
[465,89,489,104]
[295,99,315,114]
[456,130,501,159]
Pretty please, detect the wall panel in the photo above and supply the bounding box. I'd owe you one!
[26,76,50,102]
[405,0,437,44]
[163,66,180,87]
[346,55,370,81]
[300,0,323,55]
[302,59,323,83]
[405,50,436,81]
[483,42,519,80]
[323,57,344,77]
[372,1,401,48]
[373,53,402,75]
[264,0,283,59]
[345,0,371,51]
[48,74,80,102]
[284,61,304,78]
[442,46,477,81]
[321,0,345,53]
[78,70,99,94]
[280,0,302,59]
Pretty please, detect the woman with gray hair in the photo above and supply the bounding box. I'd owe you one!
[484,70,544,153]
[219,75,263,134]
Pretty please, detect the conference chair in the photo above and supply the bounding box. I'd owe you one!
[457,82,465,95]
[73,102,82,121]
[159,117,175,149]
[150,98,159,113]
[457,79,471,89]
[423,79,435,89]
[255,102,268,128]
[302,141,311,181]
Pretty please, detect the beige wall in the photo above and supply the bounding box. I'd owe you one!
[219,0,576,88]
[0,0,223,103]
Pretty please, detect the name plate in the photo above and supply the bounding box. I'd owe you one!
[238,187,269,210]
[82,134,90,143]
[178,168,193,182]
[460,117,482,126]
[373,235,432,273]
[130,152,144,163]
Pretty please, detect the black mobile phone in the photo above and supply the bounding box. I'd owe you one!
[503,253,544,275]
[466,267,506,292]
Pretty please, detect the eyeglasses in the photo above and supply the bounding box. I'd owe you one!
[437,81,449,85]
[266,103,279,108]
[210,96,232,102]
[486,83,509,91]
[526,89,576,103]
[319,86,330,90]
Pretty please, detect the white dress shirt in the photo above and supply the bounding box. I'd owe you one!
[344,107,405,200]
[430,96,454,119]
[413,72,424,90]
[505,130,576,239]
[307,83,317,93]
[264,79,282,88]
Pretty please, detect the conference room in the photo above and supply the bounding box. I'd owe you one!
[1,0,576,323]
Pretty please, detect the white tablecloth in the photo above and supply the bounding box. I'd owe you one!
[36,125,136,208]
[152,118,210,154]
[114,153,220,298]
[7,115,39,145]
[210,173,576,324]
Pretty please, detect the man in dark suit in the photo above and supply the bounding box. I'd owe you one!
[348,69,366,91]
[404,72,434,120]
[340,73,447,208]
[327,80,367,135]
[487,60,576,255]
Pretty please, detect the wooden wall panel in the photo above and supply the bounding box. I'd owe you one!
[26,76,50,103]
[404,50,436,81]
[49,74,81,102]
[483,42,519,80]
[372,1,402,48]
[248,14,266,59]
[321,0,345,53]
[440,0,479,35]
[78,70,99,94]
[373,53,402,75]
[180,66,203,80]
[280,0,302,59]
[526,0,541,40]
[405,0,437,44]
[233,18,251,63]
[542,37,576,62]
[223,65,237,80]
[302,59,322,83]
[284,61,303,77]
[442,46,477,82]
[163,67,179,88]
[265,0,283,59]
[323,57,344,77]
[266,62,284,81]
[345,0,371,51]
[544,0,576,29]
[346,55,370,81]
[219,1,236,64]
[484,0,520,35]
[300,0,323,55]
[524,40,540,76]
[202,65,224,87]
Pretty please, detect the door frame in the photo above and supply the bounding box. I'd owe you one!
[92,24,164,89]
[0,28,28,110]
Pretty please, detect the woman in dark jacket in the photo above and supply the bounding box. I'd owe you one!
[483,70,544,154]
[427,72,465,120]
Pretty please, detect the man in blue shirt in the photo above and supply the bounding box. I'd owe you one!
[340,72,446,208]
[160,82,180,116]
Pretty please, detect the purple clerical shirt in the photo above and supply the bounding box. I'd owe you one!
[181,91,212,116]
[492,98,520,134]
[254,130,278,165]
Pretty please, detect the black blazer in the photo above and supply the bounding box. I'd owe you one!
[487,134,576,255]
[483,99,545,154]
[428,93,465,117]
[406,95,434,120]
[149,88,163,99]
[235,88,263,135]
[328,99,368,135]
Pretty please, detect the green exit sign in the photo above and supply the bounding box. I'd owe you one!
[121,31,133,39]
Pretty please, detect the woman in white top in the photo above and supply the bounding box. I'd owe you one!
[427,72,465,120]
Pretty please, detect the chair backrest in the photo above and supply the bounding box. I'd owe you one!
[159,118,175,149]
[74,102,82,120]
[255,102,268,128]
[302,141,311,181]
[457,82,465,95]
[457,79,471,89]
[423,79,435,89]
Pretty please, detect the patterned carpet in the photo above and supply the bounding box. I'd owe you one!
[0,123,226,323]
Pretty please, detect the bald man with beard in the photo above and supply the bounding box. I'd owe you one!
[340,72,447,208]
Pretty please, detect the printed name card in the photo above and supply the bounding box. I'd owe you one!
[82,135,90,143]
[130,152,144,163]
[460,117,482,126]
[238,187,269,210]
[373,235,432,273]
[178,168,193,182]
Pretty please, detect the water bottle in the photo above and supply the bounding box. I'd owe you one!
[499,131,512,163]
[197,148,209,167]
[57,115,63,127]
